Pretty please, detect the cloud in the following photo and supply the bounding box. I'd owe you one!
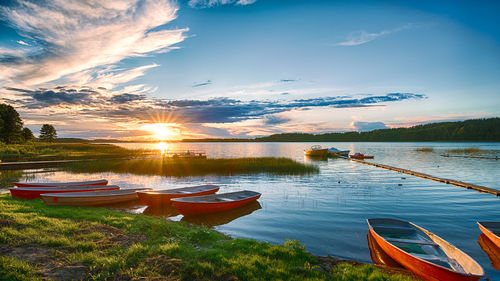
[16,40,30,46]
[192,80,212,87]
[351,121,389,132]
[188,0,257,9]
[280,79,297,83]
[337,24,414,46]
[0,0,187,86]
[263,115,291,125]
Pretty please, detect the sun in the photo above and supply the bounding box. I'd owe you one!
[142,123,180,140]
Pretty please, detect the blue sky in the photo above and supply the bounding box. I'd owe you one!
[0,0,499,139]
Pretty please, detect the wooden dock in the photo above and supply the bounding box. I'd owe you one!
[342,157,500,196]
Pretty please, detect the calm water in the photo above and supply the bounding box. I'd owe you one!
[2,142,499,279]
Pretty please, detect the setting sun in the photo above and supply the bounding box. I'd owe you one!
[142,123,180,140]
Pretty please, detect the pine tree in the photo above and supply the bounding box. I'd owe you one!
[39,124,57,142]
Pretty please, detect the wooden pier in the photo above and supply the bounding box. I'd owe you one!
[342,157,500,196]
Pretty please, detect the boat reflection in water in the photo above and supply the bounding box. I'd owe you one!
[367,231,403,268]
[143,204,180,217]
[478,234,500,271]
[181,200,262,227]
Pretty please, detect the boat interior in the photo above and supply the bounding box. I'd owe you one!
[146,185,219,194]
[479,222,500,236]
[369,219,465,273]
[173,190,260,203]
[43,188,150,197]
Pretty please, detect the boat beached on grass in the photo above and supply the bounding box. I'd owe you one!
[367,218,484,281]
[13,179,108,187]
[9,185,120,199]
[171,190,261,216]
[137,185,220,206]
[41,188,151,206]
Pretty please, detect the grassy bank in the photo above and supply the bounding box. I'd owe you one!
[59,157,320,177]
[0,195,413,281]
[0,143,147,162]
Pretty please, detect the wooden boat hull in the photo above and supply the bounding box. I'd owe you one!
[137,185,219,206]
[367,232,403,267]
[478,234,500,271]
[478,221,500,249]
[367,218,483,281]
[304,149,329,157]
[172,191,261,216]
[9,185,120,199]
[40,188,149,206]
[13,179,108,187]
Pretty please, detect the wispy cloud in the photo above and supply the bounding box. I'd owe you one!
[16,40,29,46]
[0,0,187,86]
[337,24,414,46]
[188,0,257,9]
[351,121,389,132]
[192,80,212,87]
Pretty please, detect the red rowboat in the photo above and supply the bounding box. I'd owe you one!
[478,221,500,249]
[367,232,403,268]
[13,179,108,187]
[41,188,150,206]
[9,185,120,199]
[367,218,484,281]
[171,190,261,216]
[137,185,219,206]
[349,153,374,159]
[478,234,500,271]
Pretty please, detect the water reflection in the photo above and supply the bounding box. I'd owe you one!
[367,232,402,268]
[181,200,262,227]
[143,204,179,217]
[478,234,500,271]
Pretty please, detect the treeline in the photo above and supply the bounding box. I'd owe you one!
[255,118,500,142]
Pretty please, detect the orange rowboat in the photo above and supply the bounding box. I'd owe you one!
[9,185,120,199]
[478,234,500,271]
[171,190,261,216]
[137,185,219,206]
[13,179,108,187]
[478,221,500,249]
[41,188,151,206]
[367,218,484,281]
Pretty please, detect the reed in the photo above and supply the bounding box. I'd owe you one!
[0,194,412,281]
[446,148,492,154]
[415,148,433,152]
[59,157,320,177]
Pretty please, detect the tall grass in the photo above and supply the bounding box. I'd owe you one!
[446,148,493,154]
[0,194,413,280]
[60,157,319,177]
[414,148,433,152]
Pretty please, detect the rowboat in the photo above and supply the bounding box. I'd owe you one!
[13,179,108,187]
[171,190,261,216]
[137,185,219,206]
[350,153,374,159]
[9,185,120,199]
[478,234,500,271]
[478,221,500,249]
[367,218,484,281]
[304,145,329,157]
[367,232,402,268]
[41,188,151,206]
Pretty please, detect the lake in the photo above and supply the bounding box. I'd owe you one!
[2,142,499,279]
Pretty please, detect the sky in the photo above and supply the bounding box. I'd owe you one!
[0,0,499,140]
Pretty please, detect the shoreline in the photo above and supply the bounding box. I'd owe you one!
[0,194,415,280]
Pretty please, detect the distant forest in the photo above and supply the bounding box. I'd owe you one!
[183,118,500,142]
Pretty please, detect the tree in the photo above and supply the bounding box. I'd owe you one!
[22,127,35,142]
[39,124,57,142]
[0,103,23,144]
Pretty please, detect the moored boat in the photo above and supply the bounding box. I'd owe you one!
[13,179,108,187]
[171,190,261,216]
[328,147,350,157]
[478,234,500,271]
[9,185,120,199]
[478,221,500,249]
[41,188,151,206]
[304,145,329,157]
[137,185,220,206]
[367,218,484,281]
[349,153,374,159]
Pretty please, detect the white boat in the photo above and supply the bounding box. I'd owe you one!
[328,147,349,157]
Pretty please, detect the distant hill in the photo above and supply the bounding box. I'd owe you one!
[255,118,500,142]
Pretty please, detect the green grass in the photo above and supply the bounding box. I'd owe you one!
[0,194,414,280]
[59,157,320,176]
[0,143,148,162]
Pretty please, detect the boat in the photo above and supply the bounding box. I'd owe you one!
[40,188,151,206]
[137,185,220,206]
[304,145,329,157]
[478,221,500,249]
[367,232,403,268]
[328,147,350,157]
[349,153,374,159]
[13,179,108,187]
[9,185,120,199]
[478,234,500,271]
[171,190,261,216]
[367,218,484,281]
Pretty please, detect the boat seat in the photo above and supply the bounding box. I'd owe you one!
[386,238,438,246]
[373,226,416,235]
